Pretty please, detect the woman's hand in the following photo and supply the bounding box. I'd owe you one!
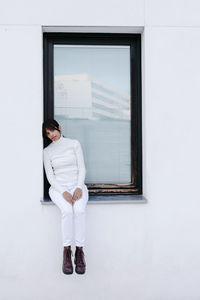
[62,191,73,204]
[72,188,82,202]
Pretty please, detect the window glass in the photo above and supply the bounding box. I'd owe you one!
[54,45,131,184]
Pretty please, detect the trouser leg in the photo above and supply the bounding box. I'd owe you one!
[71,184,89,247]
[49,187,73,246]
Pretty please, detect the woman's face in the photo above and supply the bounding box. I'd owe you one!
[45,127,61,142]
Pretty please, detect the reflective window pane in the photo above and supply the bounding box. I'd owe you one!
[54,45,131,184]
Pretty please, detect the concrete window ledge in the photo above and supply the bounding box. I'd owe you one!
[40,195,147,205]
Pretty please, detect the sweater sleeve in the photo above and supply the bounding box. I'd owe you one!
[73,140,86,190]
[43,149,68,194]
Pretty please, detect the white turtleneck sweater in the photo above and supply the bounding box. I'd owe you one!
[43,135,86,194]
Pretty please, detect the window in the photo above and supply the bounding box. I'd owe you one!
[43,32,142,200]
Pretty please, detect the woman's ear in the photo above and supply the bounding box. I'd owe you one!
[58,125,62,131]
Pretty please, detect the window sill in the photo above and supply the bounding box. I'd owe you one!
[40,194,147,205]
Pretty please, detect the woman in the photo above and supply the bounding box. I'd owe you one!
[42,119,89,275]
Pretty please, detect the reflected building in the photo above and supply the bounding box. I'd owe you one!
[54,73,131,184]
[54,73,130,120]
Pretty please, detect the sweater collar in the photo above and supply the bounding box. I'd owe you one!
[52,134,64,144]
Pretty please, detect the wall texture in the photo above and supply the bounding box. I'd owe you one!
[1,1,200,299]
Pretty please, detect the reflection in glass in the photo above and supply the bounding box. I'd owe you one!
[54,45,131,184]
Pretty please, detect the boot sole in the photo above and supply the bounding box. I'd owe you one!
[75,267,86,274]
[62,268,73,275]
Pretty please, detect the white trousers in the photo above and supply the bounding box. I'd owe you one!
[49,181,89,247]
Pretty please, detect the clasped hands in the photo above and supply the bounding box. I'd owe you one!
[62,188,82,205]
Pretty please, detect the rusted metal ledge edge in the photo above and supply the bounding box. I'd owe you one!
[40,195,147,205]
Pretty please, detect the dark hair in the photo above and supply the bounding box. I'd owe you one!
[42,119,61,139]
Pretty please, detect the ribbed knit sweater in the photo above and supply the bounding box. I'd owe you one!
[43,135,86,194]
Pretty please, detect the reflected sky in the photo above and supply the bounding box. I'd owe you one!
[54,45,130,95]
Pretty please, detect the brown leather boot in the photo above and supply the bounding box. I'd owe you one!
[62,246,73,275]
[74,246,86,274]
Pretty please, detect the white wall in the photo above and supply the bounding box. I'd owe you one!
[1,1,200,299]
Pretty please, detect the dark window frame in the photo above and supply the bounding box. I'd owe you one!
[43,32,142,200]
